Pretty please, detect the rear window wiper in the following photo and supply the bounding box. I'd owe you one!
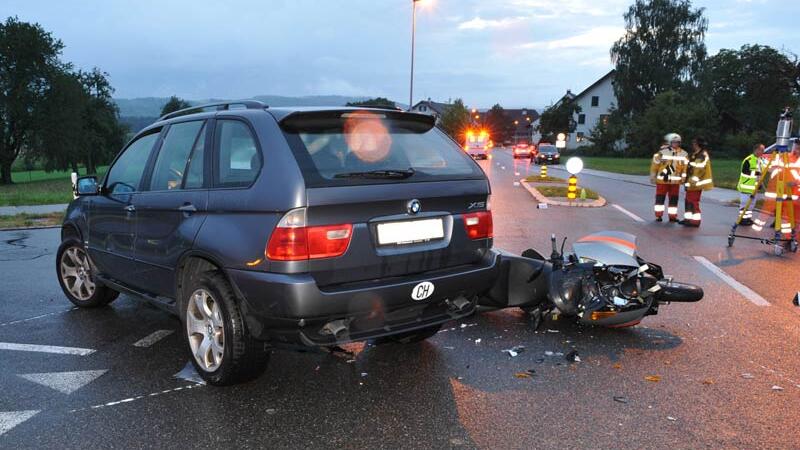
[333,168,416,179]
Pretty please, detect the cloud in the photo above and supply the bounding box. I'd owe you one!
[458,16,526,30]
[519,26,624,50]
[507,0,628,18]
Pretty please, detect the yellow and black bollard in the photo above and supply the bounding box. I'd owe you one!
[567,175,578,200]
[540,165,548,180]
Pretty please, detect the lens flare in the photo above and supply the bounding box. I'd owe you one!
[343,111,392,164]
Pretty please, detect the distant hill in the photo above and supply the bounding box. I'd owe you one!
[114,95,405,118]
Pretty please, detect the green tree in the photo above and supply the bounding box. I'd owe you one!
[438,98,470,142]
[611,0,708,116]
[79,68,126,173]
[627,90,718,156]
[346,97,396,108]
[700,45,800,135]
[160,95,192,117]
[0,17,64,184]
[587,107,626,154]
[33,69,87,173]
[483,104,514,144]
[537,98,581,143]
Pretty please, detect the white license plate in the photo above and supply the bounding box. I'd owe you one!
[377,218,444,245]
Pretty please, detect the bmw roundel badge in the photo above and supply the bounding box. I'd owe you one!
[407,199,421,215]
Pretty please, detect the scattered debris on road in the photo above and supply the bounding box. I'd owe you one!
[742,373,755,379]
[613,396,628,404]
[702,378,715,385]
[771,385,783,391]
[667,416,677,422]
[645,375,662,382]
[565,350,580,363]
[503,345,525,357]
[514,372,532,379]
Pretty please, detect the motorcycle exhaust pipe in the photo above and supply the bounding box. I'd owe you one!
[656,280,703,303]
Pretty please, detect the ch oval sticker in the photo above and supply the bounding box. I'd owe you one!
[411,281,435,301]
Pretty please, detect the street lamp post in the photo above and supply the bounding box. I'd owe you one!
[408,0,419,111]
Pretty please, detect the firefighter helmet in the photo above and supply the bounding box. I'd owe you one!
[664,133,681,144]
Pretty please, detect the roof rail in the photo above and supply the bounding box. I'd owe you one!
[158,100,268,121]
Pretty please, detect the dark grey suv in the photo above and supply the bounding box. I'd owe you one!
[58,101,498,385]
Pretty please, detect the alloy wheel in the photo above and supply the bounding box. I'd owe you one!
[59,246,96,301]
[186,289,225,372]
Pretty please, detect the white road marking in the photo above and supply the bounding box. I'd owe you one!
[133,329,174,348]
[612,204,645,223]
[693,256,770,307]
[0,308,77,327]
[18,370,108,395]
[0,410,39,436]
[69,384,202,413]
[0,342,95,356]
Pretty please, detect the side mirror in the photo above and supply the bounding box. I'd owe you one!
[76,176,100,196]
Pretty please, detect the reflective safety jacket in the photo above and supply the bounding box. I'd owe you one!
[736,154,763,194]
[685,150,713,191]
[650,145,688,185]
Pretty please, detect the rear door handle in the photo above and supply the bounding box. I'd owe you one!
[178,203,197,214]
[125,204,136,213]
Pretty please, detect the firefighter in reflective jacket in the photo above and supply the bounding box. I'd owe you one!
[681,137,713,227]
[650,133,688,222]
[736,143,765,226]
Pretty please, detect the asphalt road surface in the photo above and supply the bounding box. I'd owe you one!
[1,148,798,449]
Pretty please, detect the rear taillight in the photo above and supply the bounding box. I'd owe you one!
[463,211,493,240]
[266,208,353,261]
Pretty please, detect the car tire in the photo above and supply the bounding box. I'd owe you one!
[181,271,269,386]
[375,323,442,345]
[56,238,119,308]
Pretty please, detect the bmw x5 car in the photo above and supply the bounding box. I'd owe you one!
[58,101,499,385]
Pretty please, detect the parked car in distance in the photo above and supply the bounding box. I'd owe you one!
[58,101,498,385]
[534,143,560,165]
[512,143,533,159]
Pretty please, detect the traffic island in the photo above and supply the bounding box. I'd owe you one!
[521,177,606,208]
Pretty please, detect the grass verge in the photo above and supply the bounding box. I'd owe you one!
[523,175,565,183]
[0,211,64,230]
[536,185,599,200]
[1,166,107,206]
[579,157,740,190]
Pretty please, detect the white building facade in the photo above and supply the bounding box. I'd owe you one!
[567,70,616,150]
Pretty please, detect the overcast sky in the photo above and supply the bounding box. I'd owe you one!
[6,0,798,108]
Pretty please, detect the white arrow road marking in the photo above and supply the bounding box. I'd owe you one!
[0,410,39,437]
[0,342,95,356]
[132,329,174,348]
[612,204,645,223]
[693,256,770,307]
[18,370,108,395]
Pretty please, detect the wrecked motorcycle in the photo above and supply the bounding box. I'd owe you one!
[481,231,703,328]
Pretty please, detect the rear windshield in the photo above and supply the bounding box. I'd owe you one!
[539,145,557,154]
[281,110,484,187]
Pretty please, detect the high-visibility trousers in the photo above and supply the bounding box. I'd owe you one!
[684,190,703,226]
[655,184,680,219]
[739,192,756,221]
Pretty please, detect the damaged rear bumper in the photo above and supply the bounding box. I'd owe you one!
[227,250,502,346]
